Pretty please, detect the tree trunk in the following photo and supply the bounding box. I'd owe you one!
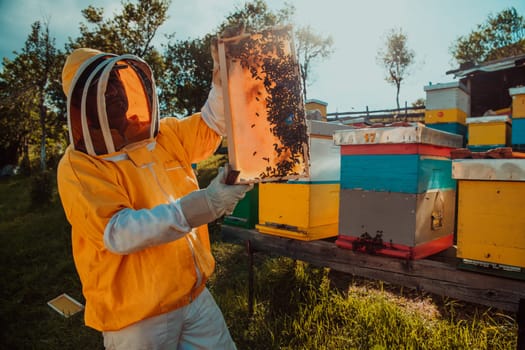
[39,97,47,171]
[301,63,308,102]
[396,82,401,110]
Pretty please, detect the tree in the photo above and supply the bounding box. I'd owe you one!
[450,7,525,65]
[0,20,62,172]
[23,21,61,171]
[220,0,294,33]
[295,25,334,101]
[411,98,425,108]
[161,0,333,117]
[1,1,171,170]
[376,27,415,110]
[67,0,170,77]
[161,0,294,117]
[220,1,334,102]
[160,35,214,117]
[0,64,30,169]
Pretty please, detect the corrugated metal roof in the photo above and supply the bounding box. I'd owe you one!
[446,53,525,78]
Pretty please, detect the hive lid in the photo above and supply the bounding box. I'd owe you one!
[509,86,525,96]
[333,122,463,148]
[424,81,468,93]
[452,159,525,181]
[466,115,511,124]
[308,120,352,137]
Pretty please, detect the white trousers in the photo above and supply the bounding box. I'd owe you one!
[103,288,237,350]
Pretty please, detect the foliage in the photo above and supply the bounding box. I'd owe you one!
[450,7,525,65]
[30,170,55,206]
[220,0,294,34]
[160,0,295,117]
[0,85,27,167]
[295,25,334,101]
[160,35,214,117]
[217,1,334,102]
[412,98,425,108]
[0,0,171,171]
[377,27,415,110]
[0,20,64,172]
[23,21,63,171]
[67,0,170,80]
[195,154,227,188]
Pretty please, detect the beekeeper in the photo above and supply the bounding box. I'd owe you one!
[57,46,251,349]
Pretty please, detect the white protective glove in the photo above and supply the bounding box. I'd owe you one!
[180,166,253,228]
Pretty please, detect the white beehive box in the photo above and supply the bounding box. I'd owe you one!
[298,120,351,182]
[424,81,470,114]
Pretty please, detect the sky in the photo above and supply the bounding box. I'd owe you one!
[0,0,524,114]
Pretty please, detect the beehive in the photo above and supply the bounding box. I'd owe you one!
[257,182,340,240]
[509,86,525,118]
[466,115,511,151]
[305,99,328,120]
[424,82,469,142]
[217,26,309,184]
[452,158,525,276]
[424,109,468,125]
[223,184,259,229]
[334,123,463,259]
[424,82,470,114]
[509,87,525,150]
[512,118,525,151]
[256,121,351,240]
[424,122,467,140]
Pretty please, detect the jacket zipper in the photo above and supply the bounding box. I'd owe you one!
[146,163,203,300]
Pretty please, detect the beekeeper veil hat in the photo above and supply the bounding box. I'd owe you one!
[62,48,159,155]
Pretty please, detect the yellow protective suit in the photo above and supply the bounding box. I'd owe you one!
[57,48,224,331]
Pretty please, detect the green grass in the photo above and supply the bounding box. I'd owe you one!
[0,173,518,349]
[210,249,517,349]
[0,175,102,349]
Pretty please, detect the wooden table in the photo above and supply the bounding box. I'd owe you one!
[221,225,525,349]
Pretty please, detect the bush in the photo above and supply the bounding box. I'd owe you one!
[196,154,228,188]
[19,155,31,176]
[30,170,54,206]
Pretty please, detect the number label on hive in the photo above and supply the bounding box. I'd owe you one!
[218,26,310,184]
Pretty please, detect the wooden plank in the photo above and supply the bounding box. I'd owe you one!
[518,299,525,350]
[221,225,525,312]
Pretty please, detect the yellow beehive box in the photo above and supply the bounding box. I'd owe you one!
[424,108,467,125]
[466,115,511,147]
[256,182,340,240]
[452,159,525,270]
[509,86,525,118]
[305,99,328,119]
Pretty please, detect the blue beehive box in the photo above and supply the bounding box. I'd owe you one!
[333,123,463,259]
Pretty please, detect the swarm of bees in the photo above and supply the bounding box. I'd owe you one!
[352,231,387,255]
[226,27,309,180]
